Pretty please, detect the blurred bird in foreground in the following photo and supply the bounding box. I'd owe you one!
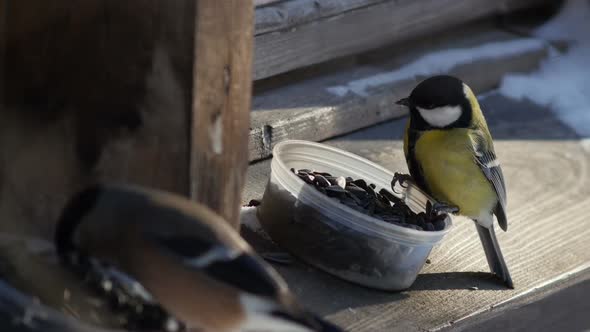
[397,75,513,288]
[55,183,344,332]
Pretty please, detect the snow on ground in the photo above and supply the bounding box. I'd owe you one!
[326,39,545,97]
[499,0,590,137]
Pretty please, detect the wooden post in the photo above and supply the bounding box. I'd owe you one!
[0,0,254,237]
[190,1,254,230]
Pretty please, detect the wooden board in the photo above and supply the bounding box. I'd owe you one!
[255,0,385,35]
[253,0,552,79]
[254,0,285,7]
[242,92,590,331]
[190,0,254,229]
[448,274,590,331]
[249,25,549,161]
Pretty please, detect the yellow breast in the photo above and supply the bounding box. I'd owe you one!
[414,129,496,218]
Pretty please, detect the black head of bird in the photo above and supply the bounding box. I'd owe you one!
[54,183,345,332]
[396,75,476,130]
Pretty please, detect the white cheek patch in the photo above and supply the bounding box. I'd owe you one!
[417,105,462,128]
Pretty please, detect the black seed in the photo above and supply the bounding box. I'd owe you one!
[288,169,436,232]
[433,218,446,231]
[353,179,368,189]
[313,175,331,187]
[247,199,261,207]
[314,171,332,177]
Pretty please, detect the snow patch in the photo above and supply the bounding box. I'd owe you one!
[326,39,545,97]
[499,0,590,137]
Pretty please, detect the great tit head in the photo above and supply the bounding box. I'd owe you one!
[396,75,473,129]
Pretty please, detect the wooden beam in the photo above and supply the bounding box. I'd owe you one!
[191,1,254,230]
[253,0,552,80]
[255,0,385,35]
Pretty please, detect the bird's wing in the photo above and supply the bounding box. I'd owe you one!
[404,127,430,192]
[150,233,341,331]
[471,129,508,231]
[151,232,286,298]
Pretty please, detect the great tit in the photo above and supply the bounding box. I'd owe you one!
[397,75,513,288]
[54,183,344,332]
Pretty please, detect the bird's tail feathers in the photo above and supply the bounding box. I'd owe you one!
[476,223,513,288]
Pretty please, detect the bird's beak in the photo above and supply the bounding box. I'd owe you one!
[396,97,410,107]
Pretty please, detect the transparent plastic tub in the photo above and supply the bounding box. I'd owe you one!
[257,140,452,291]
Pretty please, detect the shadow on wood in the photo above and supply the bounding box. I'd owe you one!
[0,0,253,237]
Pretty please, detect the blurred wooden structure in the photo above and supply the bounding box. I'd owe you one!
[0,0,253,235]
[0,0,553,235]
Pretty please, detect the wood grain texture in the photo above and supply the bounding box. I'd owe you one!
[249,25,549,161]
[255,0,385,35]
[254,0,285,7]
[191,1,254,230]
[1,1,194,238]
[242,93,590,331]
[253,0,551,79]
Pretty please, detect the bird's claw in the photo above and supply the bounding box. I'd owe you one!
[426,201,459,217]
[391,173,413,194]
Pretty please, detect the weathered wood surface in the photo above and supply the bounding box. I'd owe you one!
[1,1,196,238]
[448,273,590,331]
[1,1,255,234]
[249,25,549,161]
[253,0,552,79]
[254,0,285,7]
[190,0,254,230]
[242,92,590,331]
[255,0,385,35]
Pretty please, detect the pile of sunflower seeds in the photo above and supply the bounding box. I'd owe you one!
[291,169,446,231]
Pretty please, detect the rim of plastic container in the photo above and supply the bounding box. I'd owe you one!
[270,140,453,245]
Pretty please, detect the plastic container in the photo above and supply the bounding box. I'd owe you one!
[257,140,452,291]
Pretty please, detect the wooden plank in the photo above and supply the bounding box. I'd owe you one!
[242,92,590,331]
[190,1,254,230]
[253,0,551,79]
[255,0,385,35]
[448,274,590,331]
[0,1,195,238]
[255,0,285,7]
[249,25,549,161]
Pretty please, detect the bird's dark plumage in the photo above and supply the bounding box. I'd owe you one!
[54,184,102,260]
[409,75,465,109]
